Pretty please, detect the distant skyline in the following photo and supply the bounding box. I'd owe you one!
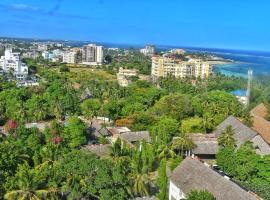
[0,0,270,51]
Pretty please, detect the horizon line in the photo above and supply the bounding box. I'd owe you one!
[0,35,270,54]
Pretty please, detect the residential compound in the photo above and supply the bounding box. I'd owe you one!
[151,56,212,79]
[82,44,103,65]
[63,48,81,64]
[0,49,28,79]
[140,45,155,56]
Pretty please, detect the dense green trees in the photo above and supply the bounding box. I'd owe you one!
[217,143,270,200]
[186,190,216,200]
[0,123,130,200]
[150,93,193,121]
[1,60,268,199]
[0,79,79,123]
[63,117,87,148]
[181,117,204,133]
[192,91,243,132]
[80,99,101,119]
[152,116,179,146]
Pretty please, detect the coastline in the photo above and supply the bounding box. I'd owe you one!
[207,59,233,65]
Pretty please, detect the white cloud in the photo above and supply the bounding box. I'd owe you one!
[10,3,40,11]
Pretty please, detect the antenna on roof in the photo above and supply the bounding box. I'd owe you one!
[246,69,253,106]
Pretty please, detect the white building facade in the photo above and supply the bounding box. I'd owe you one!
[63,51,77,64]
[140,45,155,56]
[0,49,28,78]
[82,44,103,65]
[169,181,186,200]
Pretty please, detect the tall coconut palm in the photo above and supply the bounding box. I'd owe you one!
[4,163,58,200]
[158,145,176,160]
[171,134,195,156]
[108,138,130,166]
[128,156,151,197]
[218,125,236,148]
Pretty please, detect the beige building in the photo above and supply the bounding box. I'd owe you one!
[63,51,77,64]
[151,56,212,79]
[117,67,138,87]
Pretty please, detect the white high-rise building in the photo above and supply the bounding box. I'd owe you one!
[82,44,104,65]
[0,49,28,79]
[96,45,103,64]
[140,45,155,56]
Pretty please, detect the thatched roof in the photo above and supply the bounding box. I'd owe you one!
[83,144,111,157]
[250,104,270,145]
[170,157,259,200]
[119,131,151,144]
[251,115,270,145]
[214,116,270,155]
[191,134,218,155]
[80,87,93,101]
[251,135,270,155]
[107,127,131,135]
[214,116,257,146]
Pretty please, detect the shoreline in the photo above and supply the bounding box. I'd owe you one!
[207,60,233,65]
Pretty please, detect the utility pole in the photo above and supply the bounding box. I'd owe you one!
[246,69,253,106]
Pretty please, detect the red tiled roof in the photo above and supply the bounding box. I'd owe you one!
[251,103,268,118]
[251,103,270,145]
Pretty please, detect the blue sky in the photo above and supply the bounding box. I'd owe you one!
[0,0,270,51]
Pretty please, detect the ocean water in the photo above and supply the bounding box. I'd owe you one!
[184,48,270,78]
[231,89,247,97]
[67,42,270,78]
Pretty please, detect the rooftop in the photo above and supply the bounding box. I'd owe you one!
[170,157,259,200]
[214,116,257,146]
[190,134,218,155]
[250,103,268,118]
[250,103,270,145]
[83,144,111,157]
[214,116,270,155]
[107,126,131,135]
[119,131,151,145]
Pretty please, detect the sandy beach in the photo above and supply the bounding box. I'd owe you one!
[207,60,233,65]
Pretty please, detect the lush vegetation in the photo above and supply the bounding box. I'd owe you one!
[1,53,270,199]
[217,143,270,200]
[186,190,216,200]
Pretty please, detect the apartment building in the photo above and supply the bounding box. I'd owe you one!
[140,45,155,56]
[82,44,103,65]
[63,51,77,64]
[151,56,212,79]
[0,49,28,79]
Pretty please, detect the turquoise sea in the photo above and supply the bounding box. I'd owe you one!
[68,42,270,78]
[184,48,270,78]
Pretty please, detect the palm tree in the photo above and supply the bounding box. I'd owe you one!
[158,145,176,160]
[171,134,195,156]
[218,125,236,148]
[128,156,151,197]
[4,163,58,200]
[108,138,130,166]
